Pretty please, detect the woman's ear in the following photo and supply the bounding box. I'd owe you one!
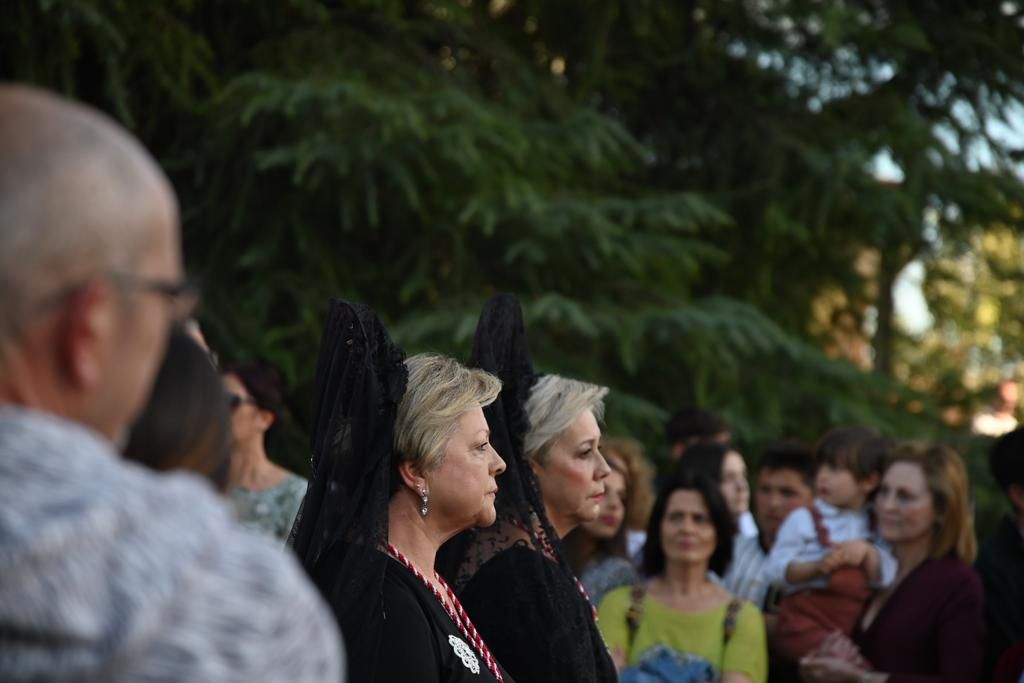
[527,455,542,477]
[256,408,276,431]
[397,459,426,492]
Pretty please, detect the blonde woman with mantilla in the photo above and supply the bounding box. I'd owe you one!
[292,301,515,683]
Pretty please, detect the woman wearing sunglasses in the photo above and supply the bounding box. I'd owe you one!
[222,361,307,543]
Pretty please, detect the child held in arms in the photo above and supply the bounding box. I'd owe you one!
[764,427,895,662]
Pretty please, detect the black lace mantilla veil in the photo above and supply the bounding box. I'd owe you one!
[437,294,615,683]
[437,292,573,584]
[291,299,407,683]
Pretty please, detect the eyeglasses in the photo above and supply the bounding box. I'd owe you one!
[107,272,199,322]
[226,393,258,411]
[35,272,199,323]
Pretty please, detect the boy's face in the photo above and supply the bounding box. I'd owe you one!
[755,467,814,546]
[815,464,878,510]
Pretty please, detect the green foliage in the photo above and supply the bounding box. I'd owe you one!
[5,0,1024,512]
[900,225,1024,427]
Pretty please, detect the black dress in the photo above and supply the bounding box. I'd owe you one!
[379,558,515,683]
[976,515,1024,680]
[459,545,617,683]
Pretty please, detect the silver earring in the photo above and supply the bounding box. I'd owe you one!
[419,488,429,517]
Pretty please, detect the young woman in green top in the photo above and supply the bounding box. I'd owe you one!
[598,471,768,683]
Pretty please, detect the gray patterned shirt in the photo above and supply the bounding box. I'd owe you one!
[230,474,308,544]
[0,407,344,682]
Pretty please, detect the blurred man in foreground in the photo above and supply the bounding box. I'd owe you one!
[0,84,343,682]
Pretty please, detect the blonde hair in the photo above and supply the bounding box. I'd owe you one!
[394,353,501,470]
[523,374,608,463]
[602,436,655,532]
[888,442,977,564]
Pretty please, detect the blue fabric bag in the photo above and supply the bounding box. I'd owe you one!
[619,645,719,683]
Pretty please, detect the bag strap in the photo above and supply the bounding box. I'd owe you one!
[807,504,831,547]
[722,597,743,644]
[625,582,647,653]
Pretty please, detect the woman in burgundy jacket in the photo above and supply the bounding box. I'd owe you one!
[800,443,984,683]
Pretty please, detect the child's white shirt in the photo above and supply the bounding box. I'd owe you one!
[764,498,896,594]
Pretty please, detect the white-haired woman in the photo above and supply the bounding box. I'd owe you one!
[448,374,614,683]
[453,373,617,682]
[292,301,513,683]
[437,294,617,682]
[523,375,614,539]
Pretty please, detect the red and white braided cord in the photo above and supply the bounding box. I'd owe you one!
[386,543,503,681]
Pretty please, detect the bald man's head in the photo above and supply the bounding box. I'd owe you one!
[0,84,180,348]
[0,84,183,438]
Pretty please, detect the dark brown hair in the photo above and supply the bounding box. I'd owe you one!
[815,426,891,482]
[221,359,286,420]
[123,328,231,490]
[643,470,734,577]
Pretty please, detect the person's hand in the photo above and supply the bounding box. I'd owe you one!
[821,540,870,572]
[815,631,868,668]
[799,654,869,683]
[609,646,627,672]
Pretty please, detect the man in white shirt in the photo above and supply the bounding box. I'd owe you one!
[723,441,815,607]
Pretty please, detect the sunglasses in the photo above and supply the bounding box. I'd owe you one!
[226,393,258,410]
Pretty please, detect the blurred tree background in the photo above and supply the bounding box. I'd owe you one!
[5,0,1024,534]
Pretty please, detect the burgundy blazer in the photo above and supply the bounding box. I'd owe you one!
[853,555,985,683]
